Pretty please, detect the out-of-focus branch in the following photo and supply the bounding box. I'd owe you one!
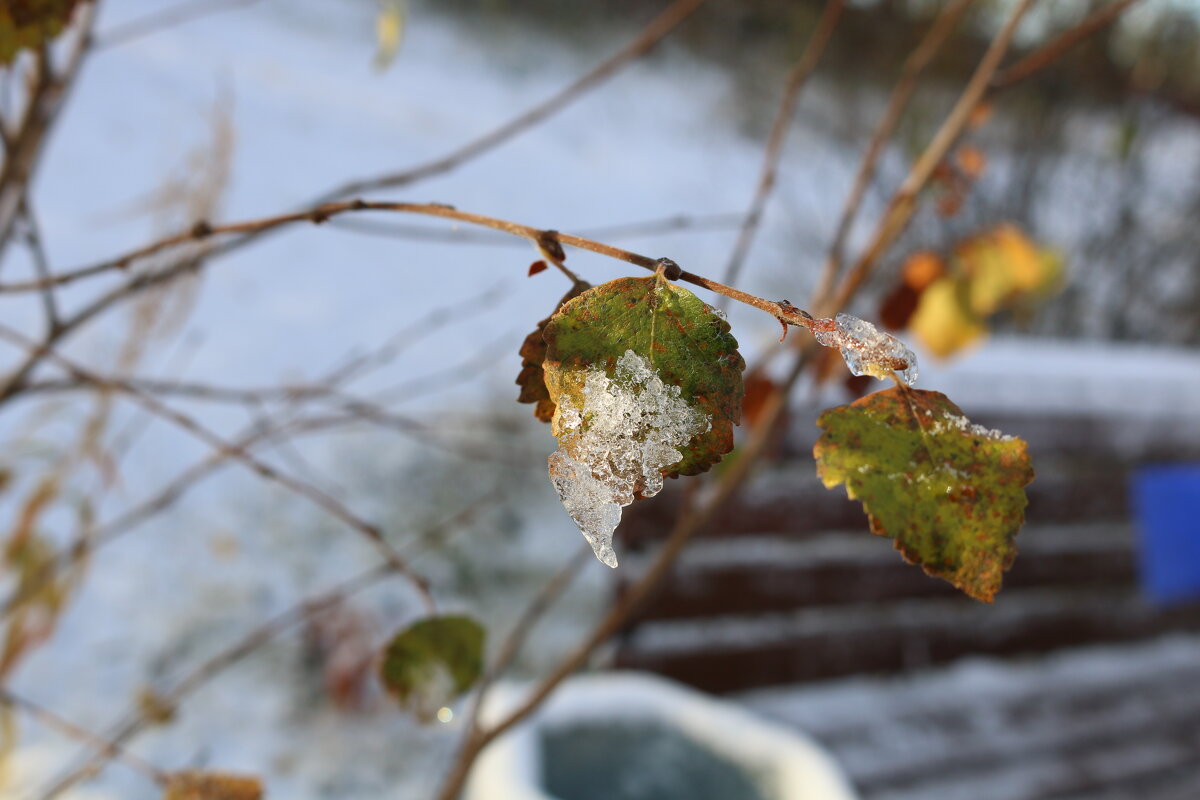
[0,687,166,786]
[95,0,267,50]
[34,566,391,800]
[322,0,707,200]
[0,324,436,611]
[812,0,974,306]
[991,0,1147,89]
[328,211,743,246]
[823,0,1038,315]
[19,197,61,334]
[0,200,819,367]
[33,494,496,800]
[0,5,97,259]
[720,0,844,291]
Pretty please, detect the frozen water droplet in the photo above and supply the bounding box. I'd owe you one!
[548,350,709,567]
[812,312,918,385]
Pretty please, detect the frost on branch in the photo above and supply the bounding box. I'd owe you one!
[812,312,919,385]
[540,275,744,567]
[548,351,709,567]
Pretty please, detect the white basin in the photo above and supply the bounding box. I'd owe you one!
[465,672,858,800]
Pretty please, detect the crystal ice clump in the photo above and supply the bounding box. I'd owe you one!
[548,350,710,568]
[812,312,919,386]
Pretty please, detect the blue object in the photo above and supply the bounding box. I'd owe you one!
[1133,464,1200,606]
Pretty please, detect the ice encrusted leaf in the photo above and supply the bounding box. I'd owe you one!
[812,312,918,385]
[543,275,744,567]
[814,387,1034,602]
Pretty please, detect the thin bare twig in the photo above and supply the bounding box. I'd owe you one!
[33,494,495,800]
[812,0,974,306]
[720,0,845,290]
[327,211,743,246]
[0,6,97,259]
[322,0,707,200]
[824,0,1038,315]
[19,196,61,333]
[95,0,267,50]
[992,0,1147,89]
[0,323,436,611]
[0,688,166,785]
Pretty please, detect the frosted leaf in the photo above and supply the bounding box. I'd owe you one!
[812,312,918,385]
[549,350,709,568]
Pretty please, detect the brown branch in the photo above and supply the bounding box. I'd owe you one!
[0,200,818,399]
[95,0,267,50]
[0,687,167,786]
[991,0,1147,89]
[32,566,390,800]
[111,202,809,316]
[19,196,61,333]
[812,0,974,307]
[326,211,743,246]
[0,412,365,619]
[0,5,97,258]
[720,0,845,290]
[442,545,592,798]
[824,0,1038,316]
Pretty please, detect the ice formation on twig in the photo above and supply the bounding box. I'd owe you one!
[812,312,919,386]
[548,350,709,567]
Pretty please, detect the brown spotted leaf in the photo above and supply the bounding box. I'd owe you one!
[515,281,590,422]
[814,387,1034,602]
[163,771,262,800]
[541,274,744,567]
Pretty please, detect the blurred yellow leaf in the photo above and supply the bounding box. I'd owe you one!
[955,224,1059,314]
[163,771,262,800]
[373,0,405,71]
[910,277,986,359]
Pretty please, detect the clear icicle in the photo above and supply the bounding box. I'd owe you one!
[812,312,919,385]
[548,350,709,568]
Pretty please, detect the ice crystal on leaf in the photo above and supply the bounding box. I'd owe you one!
[813,312,919,386]
[549,350,709,567]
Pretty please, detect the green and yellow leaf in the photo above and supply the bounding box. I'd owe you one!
[814,387,1034,602]
[541,274,743,566]
[379,615,484,720]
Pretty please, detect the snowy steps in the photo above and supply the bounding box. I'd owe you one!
[609,408,1200,797]
[611,410,1200,692]
[738,636,1200,800]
